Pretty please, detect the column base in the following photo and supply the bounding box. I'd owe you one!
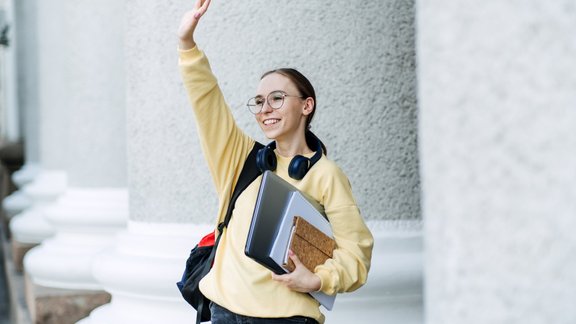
[9,170,68,244]
[81,221,212,324]
[2,190,33,220]
[323,220,423,324]
[11,163,40,188]
[9,207,55,244]
[80,219,422,324]
[25,188,128,290]
[2,163,40,220]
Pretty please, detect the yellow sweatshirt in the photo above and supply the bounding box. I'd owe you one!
[179,46,374,323]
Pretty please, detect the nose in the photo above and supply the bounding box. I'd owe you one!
[260,99,274,113]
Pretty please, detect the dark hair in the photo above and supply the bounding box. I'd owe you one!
[260,68,327,155]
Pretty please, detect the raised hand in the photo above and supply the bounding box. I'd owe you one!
[178,0,212,50]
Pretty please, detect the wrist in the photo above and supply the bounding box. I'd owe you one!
[311,274,322,292]
[179,39,196,50]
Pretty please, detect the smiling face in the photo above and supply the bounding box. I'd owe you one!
[254,73,313,143]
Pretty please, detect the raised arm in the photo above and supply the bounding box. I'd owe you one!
[178,0,211,50]
[177,0,254,197]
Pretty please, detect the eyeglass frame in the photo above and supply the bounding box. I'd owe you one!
[246,90,305,114]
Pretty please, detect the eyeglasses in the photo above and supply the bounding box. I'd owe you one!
[246,91,304,114]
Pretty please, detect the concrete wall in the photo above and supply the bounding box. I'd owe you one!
[125,0,420,223]
[419,1,576,323]
[124,0,212,223]
[199,0,420,222]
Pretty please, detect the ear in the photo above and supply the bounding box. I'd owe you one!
[302,97,314,116]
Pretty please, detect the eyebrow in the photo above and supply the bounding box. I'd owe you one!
[255,90,286,97]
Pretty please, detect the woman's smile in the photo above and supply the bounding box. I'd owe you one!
[263,118,280,126]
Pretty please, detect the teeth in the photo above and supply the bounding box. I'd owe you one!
[264,119,279,125]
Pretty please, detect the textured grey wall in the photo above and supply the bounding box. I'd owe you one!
[126,0,419,223]
[63,0,127,187]
[419,1,576,323]
[125,0,215,222]
[198,0,420,222]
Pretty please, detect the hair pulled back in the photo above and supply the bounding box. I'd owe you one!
[260,68,327,155]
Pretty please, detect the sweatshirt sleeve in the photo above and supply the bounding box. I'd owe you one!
[314,165,374,295]
[178,46,254,196]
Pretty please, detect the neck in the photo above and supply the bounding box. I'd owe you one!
[274,134,313,158]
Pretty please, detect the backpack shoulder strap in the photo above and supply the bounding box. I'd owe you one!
[219,142,264,231]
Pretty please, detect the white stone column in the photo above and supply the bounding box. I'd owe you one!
[81,1,213,322]
[419,1,576,323]
[200,2,422,321]
[9,0,70,249]
[24,0,128,293]
[324,221,422,324]
[2,0,40,219]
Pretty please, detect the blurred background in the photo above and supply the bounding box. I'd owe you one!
[0,0,574,324]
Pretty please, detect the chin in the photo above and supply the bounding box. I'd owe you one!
[261,129,280,140]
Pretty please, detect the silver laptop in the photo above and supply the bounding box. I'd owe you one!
[245,170,297,274]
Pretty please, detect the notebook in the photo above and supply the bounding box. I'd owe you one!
[269,191,336,310]
[269,191,331,270]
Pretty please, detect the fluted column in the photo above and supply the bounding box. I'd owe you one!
[9,0,69,253]
[1,0,40,219]
[24,0,128,293]
[419,1,576,323]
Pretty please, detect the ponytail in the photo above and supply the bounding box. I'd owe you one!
[306,130,327,156]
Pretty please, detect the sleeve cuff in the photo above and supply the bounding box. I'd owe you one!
[178,45,202,63]
[314,268,336,295]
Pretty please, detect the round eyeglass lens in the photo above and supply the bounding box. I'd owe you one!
[267,91,285,109]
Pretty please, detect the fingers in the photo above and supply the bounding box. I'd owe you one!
[178,0,211,49]
[287,249,302,266]
[270,250,319,293]
[194,0,211,19]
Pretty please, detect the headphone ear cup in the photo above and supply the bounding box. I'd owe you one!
[256,146,277,172]
[288,155,310,180]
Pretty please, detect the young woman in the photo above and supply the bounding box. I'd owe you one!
[178,1,373,323]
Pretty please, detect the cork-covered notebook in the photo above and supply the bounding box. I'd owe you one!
[284,216,336,272]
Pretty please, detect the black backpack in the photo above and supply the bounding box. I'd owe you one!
[177,142,264,323]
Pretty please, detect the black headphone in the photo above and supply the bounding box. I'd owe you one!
[256,133,323,180]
